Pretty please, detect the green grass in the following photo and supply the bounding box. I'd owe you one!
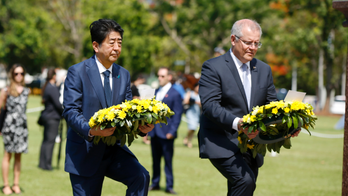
[0,96,343,195]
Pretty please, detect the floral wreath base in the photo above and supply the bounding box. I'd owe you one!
[253,116,302,144]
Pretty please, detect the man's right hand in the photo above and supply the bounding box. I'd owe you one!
[238,119,259,139]
[89,126,116,137]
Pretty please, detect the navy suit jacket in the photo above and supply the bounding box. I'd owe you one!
[63,56,135,177]
[198,52,277,166]
[148,87,183,139]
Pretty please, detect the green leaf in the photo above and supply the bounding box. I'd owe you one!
[248,126,254,133]
[145,113,152,124]
[283,138,291,149]
[120,135,126,147]
[287,116,292,128]
[128,134,135,146]
[119,120,125,127]
[110,136,117,146]
[292,116,298,128]
[133,120,140,132]
[152,113,158,119]
[252,148,258,158]
[259,122,266,132]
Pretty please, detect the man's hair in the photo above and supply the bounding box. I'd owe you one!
[89,19,124,45]
[158,67,170,74]
[230,19,262,38]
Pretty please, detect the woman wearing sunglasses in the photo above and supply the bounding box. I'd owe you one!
[0,64,29,195]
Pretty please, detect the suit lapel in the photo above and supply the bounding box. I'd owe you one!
[224,53,249,110]
[86,56,108,108]
[250,59,258,111]
[111,64,121,105]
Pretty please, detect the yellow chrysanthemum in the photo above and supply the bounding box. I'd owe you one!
[247,143,254,149]
[250,115,256,122]
[118,111,127,120]
[132,99,140,104]
[142,101,150,110]
[242,114,250,123]
[89,117,96,127]
[152,105,160,114]
[136,105,143,113]
[238,136,242,144]
[106,112,116,121]
[272,108,278,114]
[284,107,290,113]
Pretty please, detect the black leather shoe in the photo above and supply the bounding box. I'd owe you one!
[149,186,160,191]
[165,189,177,194]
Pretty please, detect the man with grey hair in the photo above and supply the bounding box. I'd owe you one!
[198,19,277,195]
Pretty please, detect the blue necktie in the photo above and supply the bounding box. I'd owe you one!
[103,70,112,107]
[242,64,251,109]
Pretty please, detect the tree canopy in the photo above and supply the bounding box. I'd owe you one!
[0,0,347,99]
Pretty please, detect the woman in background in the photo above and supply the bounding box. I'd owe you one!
[38,68,63,171]
[0,64,29,195]
[183,83,201,148]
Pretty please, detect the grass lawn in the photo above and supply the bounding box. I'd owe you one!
[0,95,343,195]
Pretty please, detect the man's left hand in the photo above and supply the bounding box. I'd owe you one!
[139,124,154,134]
[291,129,301,137]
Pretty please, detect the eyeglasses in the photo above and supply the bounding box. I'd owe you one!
[235,35,262,49]
[14,72,24,76]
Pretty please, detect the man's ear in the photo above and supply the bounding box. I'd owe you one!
[231,35,236,47]
[92,41,99,53]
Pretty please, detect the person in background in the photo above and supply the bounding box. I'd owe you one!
[38,68,63,171]
[169,71,185,100]
[131,73,151,145]
[0,64,29,195]
[183,83,201,148]
[148,67,183,194]
[214,47,226,57]
[131,73,146,100]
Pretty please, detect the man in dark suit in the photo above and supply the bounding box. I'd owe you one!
[148,67,183,194]
[63,19,154,196]
[198,19,278,196]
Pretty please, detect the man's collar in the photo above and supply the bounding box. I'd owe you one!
[229,49,250,69]
[95,55,113,74]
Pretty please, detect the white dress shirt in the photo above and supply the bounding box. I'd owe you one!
[95,56,113,90]
[156,83,172,101]
[229,49,252,131]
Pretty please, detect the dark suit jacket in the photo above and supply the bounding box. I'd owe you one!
[42,83,63,120]
[148,87,183,139]
[198,52,277,166]
[63,56,135,177]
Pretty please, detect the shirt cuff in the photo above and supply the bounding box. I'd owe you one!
[232,117,240,131]
[88,130,94,138]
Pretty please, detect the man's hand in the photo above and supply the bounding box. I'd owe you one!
[139,124,154,134]
[291,129,301,137]
[166,133,174,140]
[89,126,116,137]
[238,119,259,139]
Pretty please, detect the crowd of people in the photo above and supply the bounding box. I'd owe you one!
[0,18,287,196]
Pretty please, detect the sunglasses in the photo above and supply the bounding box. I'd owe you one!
[14,72,24,76]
